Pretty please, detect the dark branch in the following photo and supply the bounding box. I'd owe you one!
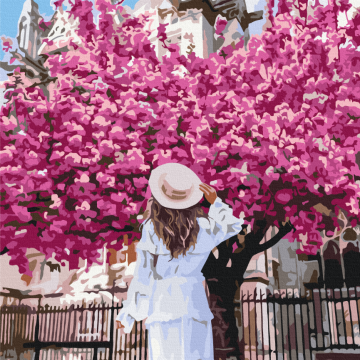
[256,222,294,253]
[0,62,22,72]
[255,230,286,253]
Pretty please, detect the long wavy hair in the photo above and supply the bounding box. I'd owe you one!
[147,197,209,260]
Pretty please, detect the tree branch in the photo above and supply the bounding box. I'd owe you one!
[0,62,23,72]
[9,49,50,82]
[10,50,46,73]
[255,230,287,253]
[29,76,58,88]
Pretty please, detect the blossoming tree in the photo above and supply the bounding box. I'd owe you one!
[1,0,359,277]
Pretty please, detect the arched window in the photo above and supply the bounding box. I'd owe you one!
[323,240,343,289]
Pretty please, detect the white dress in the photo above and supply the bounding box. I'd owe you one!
[116,197,244,360]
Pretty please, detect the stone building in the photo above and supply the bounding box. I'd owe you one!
[32,0,264,61]
[130,0,257,58]
[17,0,47,61]
[0,236,138,308]
[37,5,82,56]
[134,0,225,59]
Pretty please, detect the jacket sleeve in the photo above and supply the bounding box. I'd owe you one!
[194,197,244,253]
[116,225,155,333]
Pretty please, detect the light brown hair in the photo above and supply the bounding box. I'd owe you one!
[148,197,208,260]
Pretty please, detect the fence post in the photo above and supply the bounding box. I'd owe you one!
[92,347,98,360]
[109,305,114,360]
[109,283,115,360]
[34,309,40,360]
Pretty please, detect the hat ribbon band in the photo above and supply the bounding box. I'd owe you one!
[161,185,187,200]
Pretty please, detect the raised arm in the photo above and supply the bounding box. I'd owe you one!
[196,184,244,252]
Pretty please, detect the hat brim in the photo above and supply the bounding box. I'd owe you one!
[149,163,204,210]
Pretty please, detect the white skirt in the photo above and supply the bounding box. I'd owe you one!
[147,317,214,360]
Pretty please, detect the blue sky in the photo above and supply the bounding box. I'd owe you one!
[0,0,139,61]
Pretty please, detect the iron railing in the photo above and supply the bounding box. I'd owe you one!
[238,287,360,360]
[0,303,148,360]
[1,286,359,359]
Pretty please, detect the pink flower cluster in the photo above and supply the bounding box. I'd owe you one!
[0,0,359,275]
[1,36,13,52]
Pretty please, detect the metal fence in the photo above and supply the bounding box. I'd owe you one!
[239,286,360,360]
[0,304,37,348]
[1,287,360,360]
[0,303,149,360]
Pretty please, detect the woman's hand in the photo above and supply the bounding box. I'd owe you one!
[199,183,217,204]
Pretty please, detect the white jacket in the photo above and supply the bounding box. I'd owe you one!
[116,197,244,333]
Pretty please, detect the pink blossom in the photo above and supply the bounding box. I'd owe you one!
[11,205,32,222]
[214,15,228,40]
[1,36,13,52]
[54,0,66,8]
[275,189,294,204]
[1,0,359,273]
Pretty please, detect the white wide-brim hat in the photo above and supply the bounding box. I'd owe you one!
[149,163,203,209]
